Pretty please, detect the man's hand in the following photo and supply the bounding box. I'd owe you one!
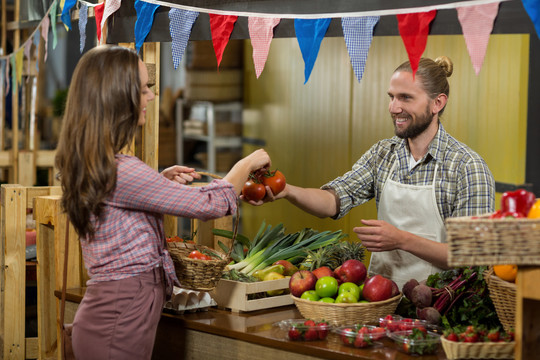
[161,165,201,185]
[240,183,289,206]
[353,219,404,252]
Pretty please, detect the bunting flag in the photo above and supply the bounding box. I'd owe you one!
[248,17,280,78]
[522,0,540,38]
[4,58,9,94]
[24,41,32,81]
[50,1,59,49]
[95,2,105,43]
[61,0,77,30]
[101,0,122,35]
[457,2,500,75]
[342,16,379,83]
[397,10,437,78]
[168,9,199,69]
[209,14,238,68]
[33,31,40,72]
[134,0,161,53]
[294,18,331,84]
[41,16,50,61]
[15,49,24,85]
[79,4,88,53]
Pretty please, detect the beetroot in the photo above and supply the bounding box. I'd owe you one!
[417,306,441,325]
[411,284,432,308]
[402,279,420,301]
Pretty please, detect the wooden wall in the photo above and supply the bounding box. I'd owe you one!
[241,34,529,252]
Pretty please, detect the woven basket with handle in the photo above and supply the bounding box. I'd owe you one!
[167,172,237,292]
[484,267,516,332]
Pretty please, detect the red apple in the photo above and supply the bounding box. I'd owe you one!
[334,259,367,286]
[390,280,400,297]
[273,260,299,276]
[289,270,317,297]
[312,266,334,280]
[363,274,393,302]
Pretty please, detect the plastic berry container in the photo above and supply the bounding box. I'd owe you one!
[274,319,331,341]
[333,324,387,348]
[379,315,441,334]
[388,329,441,356]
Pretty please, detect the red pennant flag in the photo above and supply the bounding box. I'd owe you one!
[397,11,437,78]
[94,3,105,42]
[209,14,238,68]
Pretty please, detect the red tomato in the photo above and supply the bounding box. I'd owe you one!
[242,180,266,201]
[263,170,286,195]
[188,250,209,260]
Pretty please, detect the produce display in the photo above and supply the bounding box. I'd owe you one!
[489,188,536,218]
[334,324,386,348]
[379,314,436,333]
[442,325,514,343]
[399,266,503,329]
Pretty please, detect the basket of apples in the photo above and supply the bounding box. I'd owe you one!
[290,259,402,326]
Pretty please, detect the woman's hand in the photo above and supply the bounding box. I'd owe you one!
[161,165,201,185]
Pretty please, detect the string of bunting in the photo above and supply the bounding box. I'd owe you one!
[1,0,540,95]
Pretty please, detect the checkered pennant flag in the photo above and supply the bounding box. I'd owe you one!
[169,9,199,69]
[78,4,88,53]
[342,16,379,83]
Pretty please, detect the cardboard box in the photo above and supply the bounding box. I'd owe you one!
[210,278,294,313]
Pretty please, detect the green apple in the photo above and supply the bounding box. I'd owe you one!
[338,282,360,301]
[319,297,335,303]
[300,290,321,301]
[358,283,365,300]
[335,292,358,303]
[315,276,339,298]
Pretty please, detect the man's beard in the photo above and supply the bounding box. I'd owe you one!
[393,105,434,139]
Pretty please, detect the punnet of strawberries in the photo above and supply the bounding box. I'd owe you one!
[278,319,330,341]
[443,324,515,343]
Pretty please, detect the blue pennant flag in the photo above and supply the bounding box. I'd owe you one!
[135,0,161,53]
[50,0,59,49]
[169,9,199,69]
[79,4,88,53]
[342,16,379,83]
[522,0,540,38]
[61,0,77,30]
[294,18,331,84]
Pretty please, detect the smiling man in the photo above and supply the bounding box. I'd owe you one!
[253,56,496,288]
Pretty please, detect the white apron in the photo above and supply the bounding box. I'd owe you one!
[368,159,445,289]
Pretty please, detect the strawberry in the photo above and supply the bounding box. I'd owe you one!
[288,327,301,341]
[303,319,316,327]
[304,327,319,341]
[463,333,479,343]
[371,327,386,341]
[445,333,459,342]
[354,333,372,348]
[487,329,500,342]
[316,322,329,340]
[340,330,355,346]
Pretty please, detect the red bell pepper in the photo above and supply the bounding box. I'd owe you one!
[500,189,536,217]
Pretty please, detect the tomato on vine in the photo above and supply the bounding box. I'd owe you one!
[242,179,266,202]
[262,170,286,195]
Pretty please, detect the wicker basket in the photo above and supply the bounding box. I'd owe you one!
[167,172,236,292]
[484,267,516,332]
[167,241,231,291]
[441,336,515,359]
[292,293,402,326]
[445,214,540,266]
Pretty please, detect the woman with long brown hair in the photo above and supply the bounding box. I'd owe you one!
[55,45,270,359]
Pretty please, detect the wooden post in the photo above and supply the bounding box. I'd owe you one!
[1,185,27,359]
[515,267,540,360]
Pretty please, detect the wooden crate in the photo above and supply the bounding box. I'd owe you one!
[210,278,293,313]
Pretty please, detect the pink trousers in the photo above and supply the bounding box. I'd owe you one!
[72,267,166,360]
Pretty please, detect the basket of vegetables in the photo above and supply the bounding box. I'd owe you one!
[483,266,516,333]
[167,172,235,291]
[167,240,232,291]
[446,189,540,266]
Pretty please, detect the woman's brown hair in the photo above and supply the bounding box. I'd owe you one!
[55,45,141,238]
[395,56,453,115]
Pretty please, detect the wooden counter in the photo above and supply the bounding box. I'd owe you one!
[152,305,447,360]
